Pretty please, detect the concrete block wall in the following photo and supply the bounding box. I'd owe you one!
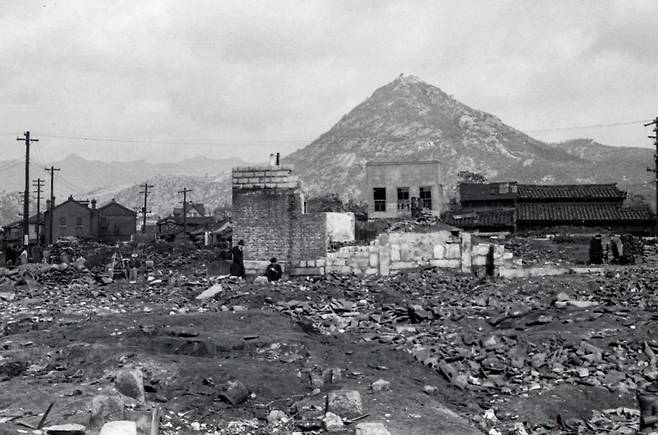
[232,166,300,190]
[321,231,516,276]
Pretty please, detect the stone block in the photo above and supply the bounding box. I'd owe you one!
[430,259,460,268]
[316,258,326,267]
[43,424,87,435]
[368,253,378,267]
[115,369,145,403]
[400,245,412,261]
[322,412,344,432]
[472,255,487,266]
[433,244,446,259]
[371,379,390,392]
[99,421,137,435]
[327,265,351,275]
[90,395,125,431]
[445,243,461,259]
[475,244,490,256]
[390,245,401,261]
[355,422,392,435]
[389,261,417,270]
[196,284,222,300]
[289,267,324,276]
[365,268,378,275]
[326,390,363,420]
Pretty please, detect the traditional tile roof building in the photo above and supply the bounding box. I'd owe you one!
[447,182,654,234]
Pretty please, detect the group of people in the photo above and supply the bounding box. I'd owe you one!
[3,244,43,266]
[229,239,282,282]
[589,234,631,265]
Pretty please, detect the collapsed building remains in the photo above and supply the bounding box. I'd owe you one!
[232,166,516,277]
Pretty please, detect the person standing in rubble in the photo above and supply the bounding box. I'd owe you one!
[128,252,141,281]
[589,234,604,265]
[230,239,246,279]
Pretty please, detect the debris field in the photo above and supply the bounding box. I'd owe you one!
[0,241,656,434]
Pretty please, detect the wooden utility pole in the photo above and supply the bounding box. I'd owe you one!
[33,178,45,244]
[647,117,658,234]
[45,166,60,245]
[17,131,38,246]
[139,183,154,233]
[178,188,192,242]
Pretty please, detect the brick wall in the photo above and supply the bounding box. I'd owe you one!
[232,165,328,275]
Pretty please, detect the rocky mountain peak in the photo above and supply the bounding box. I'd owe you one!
[285,75,638,200]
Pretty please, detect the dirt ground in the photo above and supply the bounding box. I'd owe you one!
[0,237,655,434]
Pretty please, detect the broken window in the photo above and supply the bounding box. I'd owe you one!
[373,188,386,212]
[397,187,410,210]
[499,183,509,194]
[59,217,66,227]
[419,186,432,209]
[76,217,83,228]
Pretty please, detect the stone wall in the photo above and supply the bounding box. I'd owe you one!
[291,230,516,277]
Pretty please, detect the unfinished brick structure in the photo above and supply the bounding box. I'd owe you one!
[232,165,328,275]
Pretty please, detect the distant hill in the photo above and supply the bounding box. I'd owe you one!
[0,154,242,226]
[284,74,654,209]
[0,153,245,193]
[86,173,232,218]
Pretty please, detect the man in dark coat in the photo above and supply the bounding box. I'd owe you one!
[589,235,604,265]
[265,257,282,282]
[230,239,246,279]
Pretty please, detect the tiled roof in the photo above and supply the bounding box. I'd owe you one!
[446,208,515,228]
[518,203,652,222]
[517,184,625,201]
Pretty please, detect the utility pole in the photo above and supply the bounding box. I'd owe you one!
[139,183,154,233]
[45,166,60,245]
[646,117,658,234]
[32,178,45,244]
[17,131,38,246]
[178,188,192,242]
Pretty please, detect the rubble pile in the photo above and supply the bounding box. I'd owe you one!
[0,238,657,434]
[232,266,658,434]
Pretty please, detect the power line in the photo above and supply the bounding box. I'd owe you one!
[36,133,308,146]
[526,119,652,133]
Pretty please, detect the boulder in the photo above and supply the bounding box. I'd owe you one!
[322,412,344,432]
[371,379,390,392]
[355,422,392,435]
[115,369,145,403]
[326,390,363,420]
[89,394,125,431]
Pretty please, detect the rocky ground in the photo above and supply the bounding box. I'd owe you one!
[0,239,656,434]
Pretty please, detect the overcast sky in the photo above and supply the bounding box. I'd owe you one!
[1,0,656,164]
